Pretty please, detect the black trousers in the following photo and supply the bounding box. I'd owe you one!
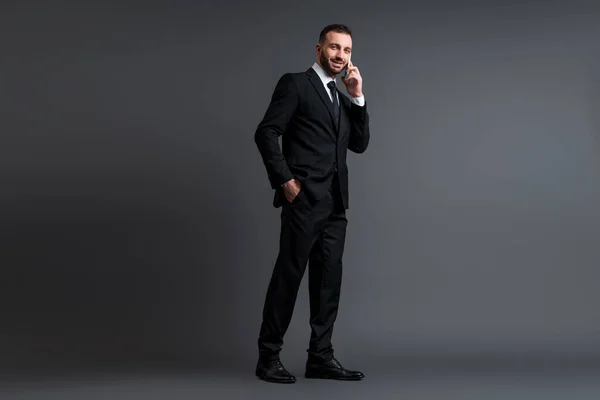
[258,176,347,362]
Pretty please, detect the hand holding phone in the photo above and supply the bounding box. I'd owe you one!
[341,53,363,98]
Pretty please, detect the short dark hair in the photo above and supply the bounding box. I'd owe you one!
[318,24,352,44]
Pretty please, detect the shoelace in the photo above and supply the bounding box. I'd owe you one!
[269,359,285,370]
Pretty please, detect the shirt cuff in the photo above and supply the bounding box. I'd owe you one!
[351,95,365,107]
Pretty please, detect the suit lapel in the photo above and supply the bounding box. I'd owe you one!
[306,68,337,131]
[338,97,349,141]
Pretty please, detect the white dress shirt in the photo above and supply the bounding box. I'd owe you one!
[311,62,365,107]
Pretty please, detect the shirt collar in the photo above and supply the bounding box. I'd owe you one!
[311,62,336,86]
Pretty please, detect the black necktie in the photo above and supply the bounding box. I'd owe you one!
[327,81,339,130]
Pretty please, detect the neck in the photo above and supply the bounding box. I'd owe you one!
[317,60,336,79]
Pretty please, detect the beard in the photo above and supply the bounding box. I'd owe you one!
[320,51,345,76]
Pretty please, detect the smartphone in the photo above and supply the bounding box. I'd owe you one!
[342,52,351,80]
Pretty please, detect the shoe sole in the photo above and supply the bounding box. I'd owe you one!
[304,372,364,381]
[255,371,296,384]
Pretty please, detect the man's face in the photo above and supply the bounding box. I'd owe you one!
[316,32,352,77]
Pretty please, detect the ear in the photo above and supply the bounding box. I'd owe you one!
[315,43,321,53]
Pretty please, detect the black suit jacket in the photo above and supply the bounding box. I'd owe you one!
[254,67,370,209]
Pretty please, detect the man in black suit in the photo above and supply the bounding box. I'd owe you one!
[254,24,370,384]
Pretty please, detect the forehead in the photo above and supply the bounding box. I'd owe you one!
[324,32,352,49]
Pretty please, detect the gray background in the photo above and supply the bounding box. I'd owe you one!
[2,0,600,382]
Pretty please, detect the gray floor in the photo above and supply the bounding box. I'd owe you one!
[4,374,600,400]
[3,358,600,400]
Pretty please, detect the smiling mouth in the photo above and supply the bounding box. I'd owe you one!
[332,60,344,67]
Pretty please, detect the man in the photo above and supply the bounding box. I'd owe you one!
[253,24,370,384]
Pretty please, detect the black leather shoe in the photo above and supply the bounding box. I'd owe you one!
[305,357,364,381]
[255,358,296,384]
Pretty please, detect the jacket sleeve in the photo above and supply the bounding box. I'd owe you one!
[347,101,370,154]
[254,73,298,188]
